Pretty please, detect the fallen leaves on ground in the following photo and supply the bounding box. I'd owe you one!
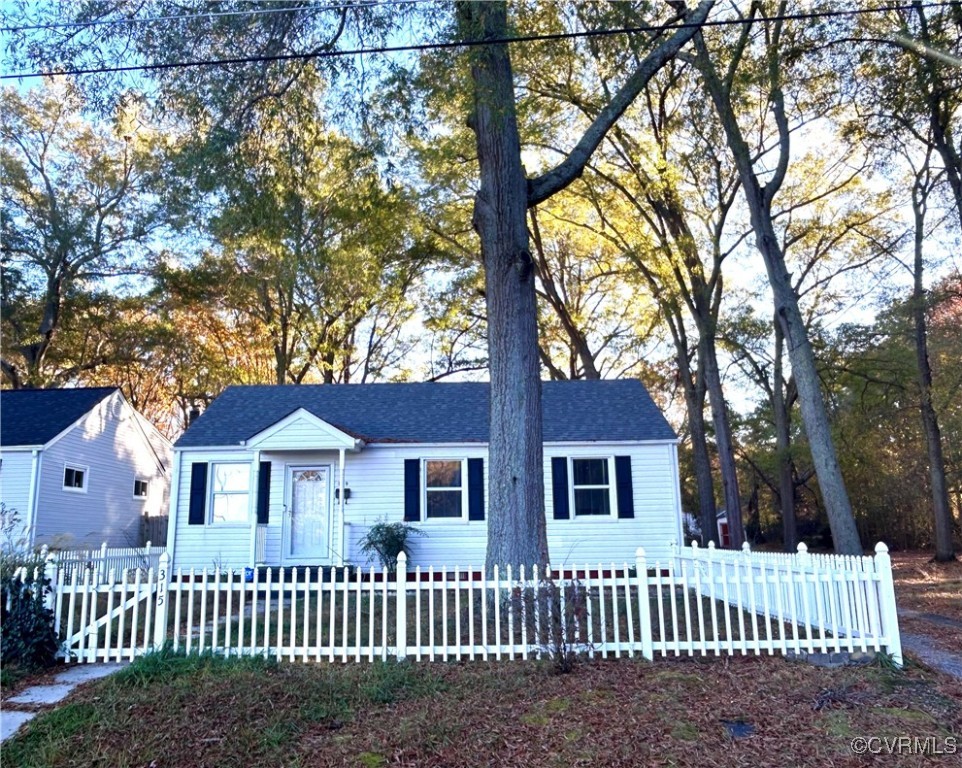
[4,654,960,768]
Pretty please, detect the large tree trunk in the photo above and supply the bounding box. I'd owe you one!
[695,32,863,555]
[680,350,719,546]
[458,1,548,569]
[772,320,798,551]
[458,0,713,569]
[700,332,744,547]
[911,184,956,562]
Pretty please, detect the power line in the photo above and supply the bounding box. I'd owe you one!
[1,1,956,81]
[1,0,433,33]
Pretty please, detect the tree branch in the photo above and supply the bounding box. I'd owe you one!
[526,0,714,206]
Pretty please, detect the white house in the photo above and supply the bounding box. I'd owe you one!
[0,387,172,549]
[167,380,683,570]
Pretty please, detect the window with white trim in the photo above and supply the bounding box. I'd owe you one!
[133,479,149,499]
[570,457,614,516]
[63,464,88,493]
[423,459,466,519]
[209,463,250,524]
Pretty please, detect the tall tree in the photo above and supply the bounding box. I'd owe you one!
[692,2,863,554]
[455,0,713,567]
[907,148,955,561]
[1,81,162,387]
[204,88,426,386]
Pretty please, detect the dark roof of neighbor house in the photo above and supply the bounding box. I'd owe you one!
[0,387,118,447]
[175,380,676,447]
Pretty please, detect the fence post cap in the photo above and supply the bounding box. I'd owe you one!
[708,541,716,550]
[741,541,751,552]
[397,551,408,563]
[874,542,889,554]
[635,547,646,558]
[796,542,808,553]
[40,544,49,558]
[691,540,699,550]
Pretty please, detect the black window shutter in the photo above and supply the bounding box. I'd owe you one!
[404,459,421,522]
[467,458,485,521]
[257,461,271,524]
[188,462,208,525]
[551,457,569,520]
[615,455,634,519]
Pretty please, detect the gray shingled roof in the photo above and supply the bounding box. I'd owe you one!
[175,380,676,447]
[0,387,118,447]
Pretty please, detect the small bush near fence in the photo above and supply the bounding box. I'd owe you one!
[358,522,422,573]
[1,553,59,670]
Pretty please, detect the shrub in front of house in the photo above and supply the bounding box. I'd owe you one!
[1,505,60,670]
[358,522,423,573]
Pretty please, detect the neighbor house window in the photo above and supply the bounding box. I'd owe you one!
[63,464,88,493]
[209,463,250,524]
[424,459,465,519]
[570,458,613,516]
[133,479,149,499]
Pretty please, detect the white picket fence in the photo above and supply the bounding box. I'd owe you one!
[669,541,902,662]
[34,542,903,666]
[50,542,166,585]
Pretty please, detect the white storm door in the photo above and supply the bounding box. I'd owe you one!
[286,467,330,563]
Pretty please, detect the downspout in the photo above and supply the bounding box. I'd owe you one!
[249,450,261,568]
[670,442,685,549]
[25,449,41,548]
[338,448,346,564]
[164,451,183,567]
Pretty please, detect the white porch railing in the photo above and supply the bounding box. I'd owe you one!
[36,542,902,666]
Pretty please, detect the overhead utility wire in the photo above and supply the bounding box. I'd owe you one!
[1,0,434,33]
[2,1,956,81]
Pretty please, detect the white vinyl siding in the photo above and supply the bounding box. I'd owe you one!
[171,451,254,569]
[172,441,682,571]
[0,450,35,543]
[33,392,171,548]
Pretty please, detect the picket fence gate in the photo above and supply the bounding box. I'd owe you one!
[35,542,903,667]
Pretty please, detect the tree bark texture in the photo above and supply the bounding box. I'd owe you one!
[699,327,744,547]
[772,320,799,551]
[680,349,720,546]
[458,1,549,570]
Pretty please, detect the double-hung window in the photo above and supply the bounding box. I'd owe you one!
[424,459,466,519]
[570,457,613,516]
[209,463,250,524]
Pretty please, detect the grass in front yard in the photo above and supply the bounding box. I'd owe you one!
[5,651,962,768]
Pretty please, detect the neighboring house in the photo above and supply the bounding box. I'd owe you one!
[168,380,683,570]
[682,509,731,547]
[0,387,172,549]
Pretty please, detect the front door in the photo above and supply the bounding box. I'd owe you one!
[286,467,330,563]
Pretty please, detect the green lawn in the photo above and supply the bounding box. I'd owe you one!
[4,650,961,768]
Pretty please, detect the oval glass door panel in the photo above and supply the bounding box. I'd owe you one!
[290,468,329,558]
